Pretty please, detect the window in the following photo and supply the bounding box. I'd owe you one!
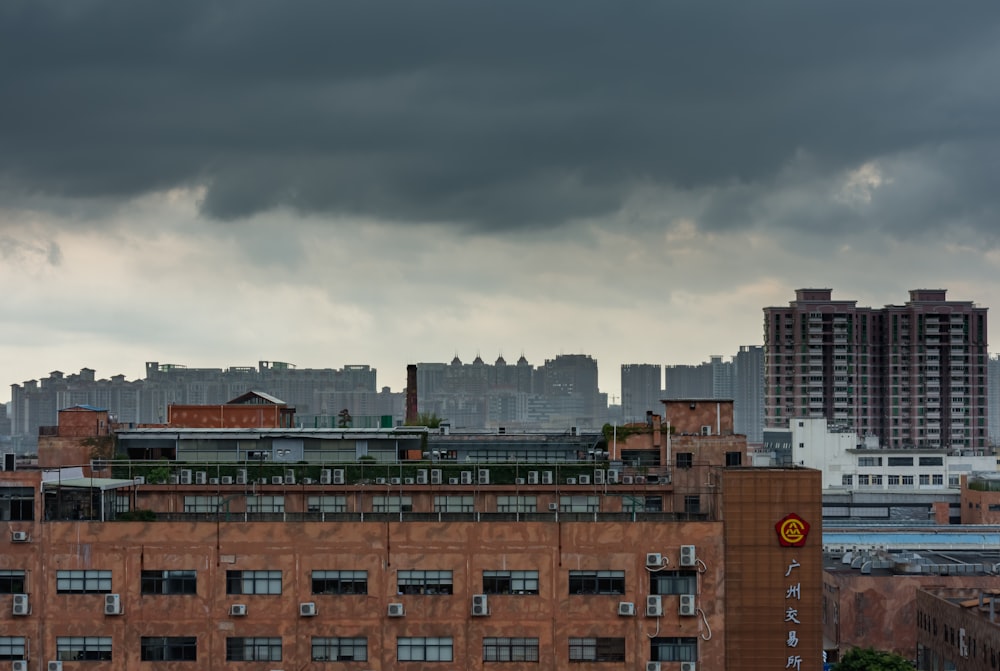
[312,637,367,662]
[0,487,33,521]
[887,457,913,467]
[0,637,26,661]
[312,570,367,595]
[397,637,453,662]
[226,637,282,662]
[569,637,625,662]
[650,570,697,595]
[141,570,196,595]
[226,570,281,595]
[483,637,539,662]
[57,570,112,594]
[649,637,698,662]
[183,495,220,513]
[725,452,742,467]
[888,475,900,486]
[373,496,413,513]
[434,495,475,513]
[676,453,693,469]
[871,475,883,486]
[483,570,539,595]
[841,475,853,487]
[684,495,701,514]
[0,570,26,594]
[246,495,285,513]
[307,495,346,513]
[919,474,930,486]
[398,570,453,595]
[932,474,944,486]
[56,637,112,661]
[569,570,625,595]
[920,457,944,466]
[140,637,197,661]
[902,475,914,486]
[857,457,882,467]
[115,495,130,514]
[559,495,600,513]
[496,496,536,513]
[858,475,870,486]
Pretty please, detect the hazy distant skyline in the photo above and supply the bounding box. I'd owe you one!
[2,2,999,404]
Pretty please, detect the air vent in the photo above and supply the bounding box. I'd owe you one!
[387,603,405,617]
[430,469,443,485]
[680,545,697,567]
[617,601,636,616]
[236,469,248,484]
[478,469,490,485]
[460,471,473,485]
[209,477,219,485]
[566,477,577,485]
[416,469,428,484]
[471,594,489,616]
[448,477,459,485]
[515,478,526,485]
[300,602,317,617]
[301,477,314,485]
[646,552,664,568]
[194,471,207,485]
[679,594,696,617]
[230,604,247,616]
[527,471,539,484]
[12,594,29,616]
[390,477,401,485]
[594,469,605,484]
[376,477,387,485]
[607,470,620,484]
[284,470,295,485]
[645,594,663,617]
[622,475,634,484]
[179,469,192,485]
[133,476,145,485]
[541,471,553,485]
[104,593,123,615]
[271,476,284,485]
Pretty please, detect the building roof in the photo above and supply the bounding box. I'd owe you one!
[41,477,135,491]
[226,390,287,405]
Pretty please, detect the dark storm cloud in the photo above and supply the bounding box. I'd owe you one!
[1,1,999,232]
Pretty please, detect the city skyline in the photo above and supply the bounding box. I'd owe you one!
[2,4,999,409]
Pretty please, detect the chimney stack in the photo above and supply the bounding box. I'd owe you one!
[405,365,418,424]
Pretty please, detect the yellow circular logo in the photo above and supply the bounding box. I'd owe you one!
[775,513,810,547]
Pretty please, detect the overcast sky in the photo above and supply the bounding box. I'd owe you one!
[2,1,999,403]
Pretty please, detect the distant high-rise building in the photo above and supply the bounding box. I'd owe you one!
[620,364,662,423]
[764,288,988,450]
[732,346,765,444]
[989,354,1000,445]
[664,363,713,399]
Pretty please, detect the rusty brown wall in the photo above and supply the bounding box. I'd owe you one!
[722,468,823,671]
[167,405,282,428]
[663,400,735,435]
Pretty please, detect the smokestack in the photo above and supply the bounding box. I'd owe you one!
[405,364,418,424]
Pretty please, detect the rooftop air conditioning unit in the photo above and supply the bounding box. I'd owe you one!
[387,603,405,617]
[48,663,63,671]
[471,594,489,616]
[416,469,428,484]
[634,475,645,484]
[221,476,234,485]
[320,469,332,484]
[301,477,313,485]
[376,477,387,485]
[333,469,345,485]
[680,545,697,567]
[617,601,636,616]
[431,469,443,485]
[271,476,284,485]
[11,531,29,543]
[679,594,696,617]
[133,475,145,485]
[515,477,526,485]
[284,470,295,485]
[622,475,634,484]
[566,477,577,485]
[180,469,192,485]
[680,663,697,671]
[209,477,219,485]
[403,477,415,485]
[542,471,553,484]
[230,604,247,616]
[607,470,620,484]
[300,602,317,617]
[236,469,248,484]
[12,661,27,671]
[646,553,664,568]
[701,425,712,436]
[646,594,663,617]
[461,471,473,485]
[548,503,559,511]
[104,593,123,615]
[258,477,268,485]
[12,594,29,616]
[448,477,459,485]
[195,471,207,485]
[390,477,401,485]
[527,471,539,484]
[168,474,178,484]
[578,475,590,485]
[478,469,490,485]
[646,662,661,671]
[594,469,605,484]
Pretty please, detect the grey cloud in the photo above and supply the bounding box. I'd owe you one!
[1,1,999,233]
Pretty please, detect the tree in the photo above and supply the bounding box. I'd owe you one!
[406,412,443,429]
[833,647,913,671]
[337,408,353,428]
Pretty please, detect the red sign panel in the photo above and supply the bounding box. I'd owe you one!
[775,513,810,547]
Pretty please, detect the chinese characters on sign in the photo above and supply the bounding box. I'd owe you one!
[776,514,810,671]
